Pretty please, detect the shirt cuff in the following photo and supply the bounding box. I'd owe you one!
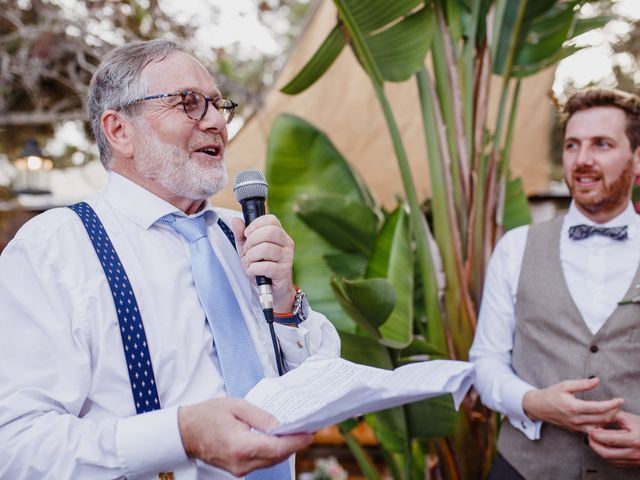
[274,322,309,367]
[116,406,188,476]
[499,379,542,440]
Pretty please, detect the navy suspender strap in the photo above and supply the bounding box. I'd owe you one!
[68,202,238,414]
[69,202,161,414]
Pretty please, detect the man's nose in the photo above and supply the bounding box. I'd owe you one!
[198,103,226,131]
[575,146,594,167]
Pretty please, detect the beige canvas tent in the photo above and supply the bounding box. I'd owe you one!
[217,0,554,210]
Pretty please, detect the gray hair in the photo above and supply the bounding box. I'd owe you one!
[87,39,186,169]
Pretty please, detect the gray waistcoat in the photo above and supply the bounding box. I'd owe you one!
[497,216,640,480]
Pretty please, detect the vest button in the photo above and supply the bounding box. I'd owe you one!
[590,345,598,353]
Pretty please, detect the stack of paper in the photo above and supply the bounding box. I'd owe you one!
[245,356,475,435]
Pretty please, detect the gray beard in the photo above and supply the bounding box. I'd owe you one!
[135,130,227,201]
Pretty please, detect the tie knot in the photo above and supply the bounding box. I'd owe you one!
[568,224,628,241]
[158,214,208,242]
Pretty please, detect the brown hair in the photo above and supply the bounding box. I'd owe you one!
[561,88,640,151]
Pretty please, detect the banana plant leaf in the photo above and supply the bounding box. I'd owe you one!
[295,193,379,255]
[280,25,345,95]
[365,408,408,454]
[511,45,584,78]
[513,3,576,67]
[338,330,394,369]
[364,7,435,82]
[572,15,613,37]
[400,336,448,360]
[266,113,376,331]
[324,252,368,279]
[494,1,610,79]
[284,0,434,94]
[330,277,395,338]
[407,395,458,438]
[502,177,531,232]
[343,0,421,32]
[366,207,414,349]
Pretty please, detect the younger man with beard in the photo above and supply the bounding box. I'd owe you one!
[470,88,640,479]
[0,40,340,479]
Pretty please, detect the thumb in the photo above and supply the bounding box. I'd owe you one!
[231,217,247,252]
[233,399,279,433]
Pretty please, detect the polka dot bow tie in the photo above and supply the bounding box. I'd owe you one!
[568,224,628,241]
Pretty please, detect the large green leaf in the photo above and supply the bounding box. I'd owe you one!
[400,336,448,360]
[407,395,458,438]
[572,15,613,38]
[295,193,379,255]
[280,26,346,95]
[344,0,422,33]
[511,45,584,77]
[513,3,576,68]
[365,408,408,454]
[267,114,376,331]
[366,207,414,349]
[324,252,368,279]
[330,277,395,337]
[365,7,435,82]
[502,177,531,232]
[280,0,425,94]
[338,330,394,369]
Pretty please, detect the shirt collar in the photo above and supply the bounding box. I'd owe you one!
[565,200,640,239]
[104,172,218,229]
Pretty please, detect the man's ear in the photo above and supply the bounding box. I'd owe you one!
[101,110,136,160]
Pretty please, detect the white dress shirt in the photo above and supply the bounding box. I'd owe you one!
[0,172,340,479]
[469,201,640,440]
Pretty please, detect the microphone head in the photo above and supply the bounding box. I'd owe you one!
[233,169,268,202]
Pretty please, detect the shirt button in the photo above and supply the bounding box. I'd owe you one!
[521,421,527,429]
[296,341,303,349]
[590,345,599,353]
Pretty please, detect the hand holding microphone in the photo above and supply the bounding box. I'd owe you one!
[233,170,297,375]
[232,170,296,313]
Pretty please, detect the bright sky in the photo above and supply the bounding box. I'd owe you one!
[162,0,298,59]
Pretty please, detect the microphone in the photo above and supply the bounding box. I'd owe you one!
[233,169,285,376]
[233,169,272,311]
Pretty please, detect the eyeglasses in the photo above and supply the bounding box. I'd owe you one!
[122,90,238,124]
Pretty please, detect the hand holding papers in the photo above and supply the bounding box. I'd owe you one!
[245,356,475,435]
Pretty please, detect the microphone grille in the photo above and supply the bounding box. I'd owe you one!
[233,169,268,202]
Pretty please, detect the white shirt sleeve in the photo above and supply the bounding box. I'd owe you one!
[0,231,186,478]
[469,226,542,440]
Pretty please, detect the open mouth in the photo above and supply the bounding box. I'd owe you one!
[195,145,222,157]
[575,175,600,186]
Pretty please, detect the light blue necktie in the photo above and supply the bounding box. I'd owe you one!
[159,214,291,479]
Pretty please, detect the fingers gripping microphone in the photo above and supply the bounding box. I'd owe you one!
[233,170,272,311]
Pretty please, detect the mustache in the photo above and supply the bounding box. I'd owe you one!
[190,134,225,148]
[573,165,601,176]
